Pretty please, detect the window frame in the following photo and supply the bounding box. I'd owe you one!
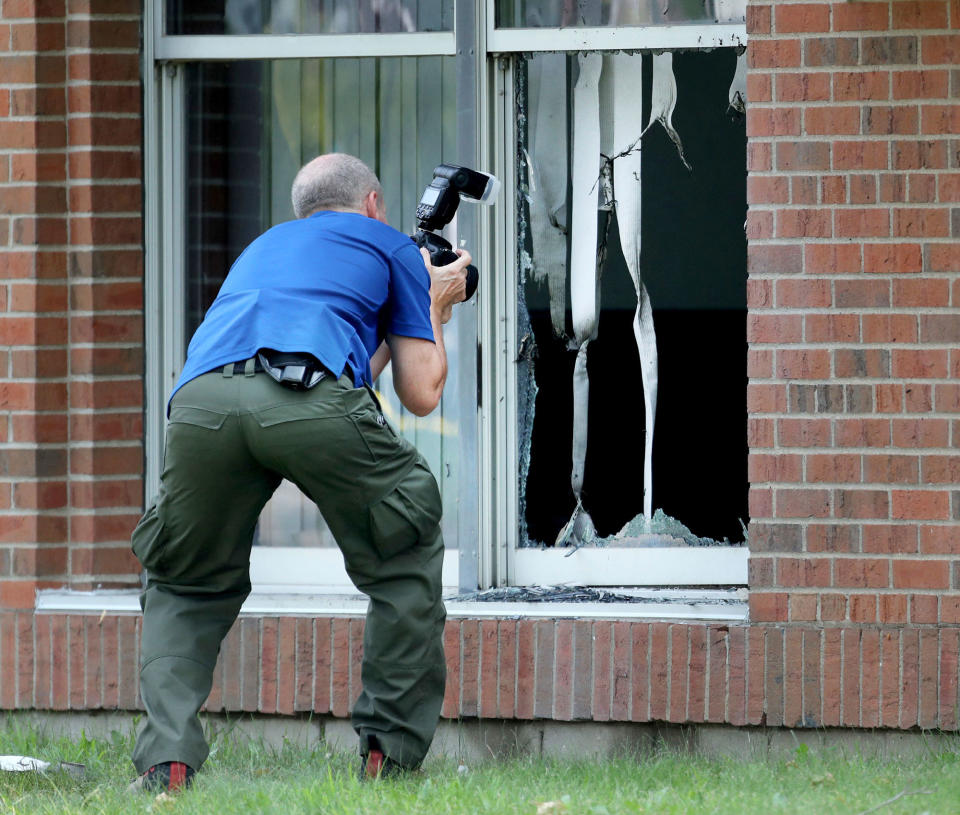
[483,25,749,588]
[143,0,749,596]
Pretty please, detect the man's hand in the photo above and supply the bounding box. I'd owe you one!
[420,247,472,325]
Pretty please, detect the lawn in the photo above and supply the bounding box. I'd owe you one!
[2,720,959,814]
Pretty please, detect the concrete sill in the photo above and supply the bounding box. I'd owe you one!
[36,587,748,622]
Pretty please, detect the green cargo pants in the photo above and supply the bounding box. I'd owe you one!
[130,364,447,773]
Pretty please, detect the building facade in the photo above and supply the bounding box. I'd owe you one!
[0,0,958,734]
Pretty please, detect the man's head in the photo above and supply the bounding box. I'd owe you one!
[291,153,385,221]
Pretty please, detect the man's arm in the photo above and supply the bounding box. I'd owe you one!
[386,247,471,416]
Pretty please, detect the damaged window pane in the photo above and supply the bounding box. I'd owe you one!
[496,0,746,27]
[517,50,747,551]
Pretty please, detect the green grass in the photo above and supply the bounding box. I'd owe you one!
[2,720,960,814]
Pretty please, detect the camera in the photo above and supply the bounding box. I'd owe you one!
[413,164,499,301]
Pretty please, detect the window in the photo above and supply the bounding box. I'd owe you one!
[505,49,749,586]
[144,0,748,596]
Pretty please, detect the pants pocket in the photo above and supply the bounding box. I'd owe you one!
[131,501,167,573]
[367,458,442,560]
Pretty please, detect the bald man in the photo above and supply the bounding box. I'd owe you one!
[129,153,471,790]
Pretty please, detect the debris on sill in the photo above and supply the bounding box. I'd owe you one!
[447,585,745,605]
[550,508,746,552]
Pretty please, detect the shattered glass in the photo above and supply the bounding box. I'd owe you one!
[496,0,747,27]
[516,50,748,552]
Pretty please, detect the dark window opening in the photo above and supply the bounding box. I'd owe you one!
[518,49,748,548]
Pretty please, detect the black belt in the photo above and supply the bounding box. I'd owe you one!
[231,357,264,375]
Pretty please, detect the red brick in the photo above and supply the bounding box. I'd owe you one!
[746,109,800,140]
[805,37,859,67]
[893,69,949,100]
[807,454,860,484]
[833,2,888,31]
[863,243,922,274]
[775,3,831,32]
[940,629,959,728]
[776,349,831,379]
[908,173,937,202]
[747,73,771,103]
[834,71,889,101]
[821,175,847,203]
[748,243,803,275]
[835,489,889,519]
[835,207,890,237]
[498,620,517,719]
[611,622,631,721]
[893,418,949,448]
[746,4,771,34]
[927,245,960,273]
[864,454,919,484]
[748,417,775,447]
[591,621,610,721]
[789,594,818,622]
[777,72,831,102]
[747,142,772,172]
[893,208,949,237]
[776,141,831,171]
[893,139,947,170]
[650,623,669,720]
[479,620,499,718]
[806,313,860,343]
[630,623,649,722]
[880,173,906,202]
[776,279,830,309]
[778,208,832,238]
[746,210,773,240]
[893,1,948,29]
[533,620,553,719]
[899,629,920,728]
[835,141,890,171]
[668,625,689,723]
[892,558,950,588]
[850,593,879,623]
[749,39,801,69]
[806,243,862,274]
[792,176,818,205]
[892,489,951,521]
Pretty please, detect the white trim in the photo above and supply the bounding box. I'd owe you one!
[249,546,460,593]
[155,32,455,61]
[35,587,747,621]
[513,547,748,586]
[486,24,747,54]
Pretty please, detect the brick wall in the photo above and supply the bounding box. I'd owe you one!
[1,613,957,731]
[2,0,960,733]
[0,0,143,607]
[746,0,960,627]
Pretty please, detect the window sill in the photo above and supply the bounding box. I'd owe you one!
[35,587,747,621]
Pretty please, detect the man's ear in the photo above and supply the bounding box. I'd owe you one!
[364,190,385,222]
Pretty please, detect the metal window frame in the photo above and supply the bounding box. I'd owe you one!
[489,46,750,588]
[144,1,480,592]
[486,23,746,54]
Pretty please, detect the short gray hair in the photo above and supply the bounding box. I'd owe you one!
[290,153,382,219]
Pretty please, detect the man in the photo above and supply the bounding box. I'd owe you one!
[129,153,472,791]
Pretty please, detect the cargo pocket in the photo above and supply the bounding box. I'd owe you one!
[367,459,442,560]
[168,405,229,430]
[131,502,167,573]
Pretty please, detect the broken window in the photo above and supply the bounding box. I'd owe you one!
[516,48,748,556]
[496,0,745,27]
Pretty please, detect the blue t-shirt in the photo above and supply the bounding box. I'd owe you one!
[169,211,434,408]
